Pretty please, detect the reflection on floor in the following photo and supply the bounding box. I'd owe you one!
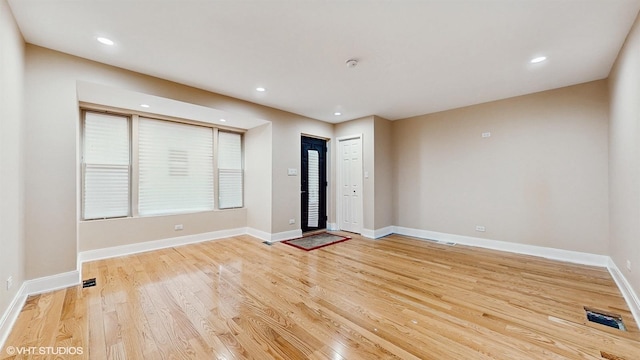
[2,233,639,359]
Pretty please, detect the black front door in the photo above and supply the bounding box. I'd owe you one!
[301,136,327,232]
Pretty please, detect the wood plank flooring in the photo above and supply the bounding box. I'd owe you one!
[1,233,639,359]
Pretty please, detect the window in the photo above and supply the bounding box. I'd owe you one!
[81,110,242,220]
[218,131,243,209]
[82,112,130,220]
[138,118,214,216]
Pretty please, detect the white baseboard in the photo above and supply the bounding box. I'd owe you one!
[246,228,302,243]
[607,258,640,329]
[392,226,609,267]
[362,227,393,239]
[325,223,390,235]
[361,228,375,239]
[79,227,300,264]
[1,270,80,351]
[24,270,81,296]
[376,226,395,238]
[270,229,302,242]
[376,226,394,238]
[79,227,246,264]
[0,283,27,352]
[245,227,272,241]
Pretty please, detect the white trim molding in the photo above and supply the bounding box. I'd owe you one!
[80,227,299,265]
[392,226,609,267]
[361,228,375,239]
[79,228,246,264]
[0,283,27,351]
[270,229,303,242]
[245,227,272,242]
[246,228,302,243]
[375,226,395,239]
[1,271,81,351]
[247,228,303,243]
[327,223,339,231]
[607,258,640,328]
[361,227,394,239]
[24,271,81,296]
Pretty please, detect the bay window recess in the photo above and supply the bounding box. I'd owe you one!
[81,110,243,220]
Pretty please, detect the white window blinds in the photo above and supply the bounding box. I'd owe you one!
[138,118,214,216]
[218,131,243,209]
[307,149,319,227]
[82,112,130,220]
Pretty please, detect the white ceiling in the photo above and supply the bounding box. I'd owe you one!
[8,0,640,123]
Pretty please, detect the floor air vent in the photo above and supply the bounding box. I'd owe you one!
[584,307,626,331]
[82,278,96,288]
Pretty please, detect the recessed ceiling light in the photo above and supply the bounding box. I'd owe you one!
[256,87,266,92]
[97,37,115,46]
[530,56,547,64]
[334,112,342,116]
[220,118,226,122]
[140,104,150,108]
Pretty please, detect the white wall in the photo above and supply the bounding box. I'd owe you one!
[392,81,610,254]
[0,0,25,327]
[609,11,640,299]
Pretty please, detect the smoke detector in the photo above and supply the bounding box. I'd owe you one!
[345,59,358,68]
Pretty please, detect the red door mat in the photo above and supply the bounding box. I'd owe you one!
[282,232,351,251]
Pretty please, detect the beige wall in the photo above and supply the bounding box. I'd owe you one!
[23,45,327,278]
[393,81,610,254]
[78,209,246,251]
[609,12,640,298]
[245,123,273,234]
[270,117,333,234]
[374,116,393,230]
[0,0,25,321]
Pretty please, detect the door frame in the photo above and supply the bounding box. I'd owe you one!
[301,135,328,232]
[336,134,363,234]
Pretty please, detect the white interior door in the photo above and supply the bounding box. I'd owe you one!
[338,136,362,233]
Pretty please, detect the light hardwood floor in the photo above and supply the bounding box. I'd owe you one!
[1,233,639,359]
